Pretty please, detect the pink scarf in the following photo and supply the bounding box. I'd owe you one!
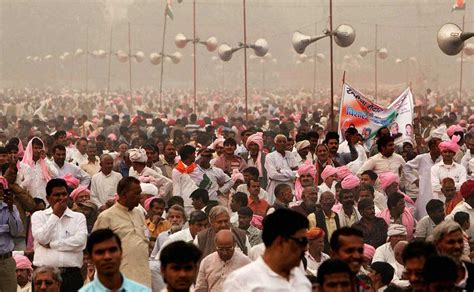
[21,137,51,182]
[246,132,264,177]
[294,161,317,201]
[377,208,415,240]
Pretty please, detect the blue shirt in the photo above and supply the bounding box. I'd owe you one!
[0,202,23,254]
[79,274,151,292]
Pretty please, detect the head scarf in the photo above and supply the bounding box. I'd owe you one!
[336,165,352,181]
[144,196,158,211]
[438,135,461,153]
[140,183,158,196]
[378,172,400,191]
[210,137,225,149]
[13,255,33,271]
[447,125,463,137]
[245,132,264,176]
[387,224,407,237]
[295,140,310,151]
[62,173,80,189]
[17,139,25,158]
[460,180,474,198]
[21,137,51,182]
[295,161,317,201]
[341,174,360,190]
[321,165,339,181]
[0,176,8,189]
[129,148,147,163]
[306,227,325,240]
[364,244,376,259]
[70,185,90,202]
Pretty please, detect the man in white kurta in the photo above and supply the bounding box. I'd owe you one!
[403,138,442,219]
[93,177,151,287]
[265,135,298,205]
[90,154,122,207]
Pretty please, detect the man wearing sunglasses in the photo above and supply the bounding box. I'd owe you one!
[223,208,311,291]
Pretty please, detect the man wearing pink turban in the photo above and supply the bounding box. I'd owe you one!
[14,254,33,291]
[318,165,338,197]
[70,185,91,204]
[431,135,467,201]
[242,132,267,189]
[294,161,317,201]
[18,137,58,201]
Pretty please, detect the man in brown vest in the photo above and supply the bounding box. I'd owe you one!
[193,205,251,259]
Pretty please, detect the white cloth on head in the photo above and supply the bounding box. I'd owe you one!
[129,148,148,163]
[387,224,407,237]
[140,183,158,196]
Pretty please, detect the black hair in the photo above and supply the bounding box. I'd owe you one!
[317,259,352,286]
[178,145,196,161]
[387,192,404,209]
[54,131,67,140]
[428,138,442,150]
[401,240,438,264]
[34,197,46,206]
[376,126,389,138]
[359,183,375,194]
[189,210,208,225]
[86,228,122,255]
[306,131,319,141]
[150,198,166,209]
[377,136,395,152]
[189,189,209,204]
[167,196,184,209]
[116,176,140,196]
[160,241,202,268]
[361,170,378,181]
[5,144,18,153]
[223,138,237,147]
[0,147,7,154]
[238,206,253,217]
[357,198,374,211]
[329,227,363,252]
[46,178,68,197]
[425,199,444,214]
[242,167,259,180]
[454,211,470,226]
[232,192,248,207]
[261,208,309,247]
[52,144,66,153]
[324,131,340,144]
[338,188,353,201]
[371,262,395,286]
[423,256,458,284]
[143,144,158,153]
[274,183,291,198]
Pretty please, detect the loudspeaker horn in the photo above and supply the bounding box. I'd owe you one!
[333,24,356,47]
[252,38,269,57]
[175,33,189,49]
[218,43,236,61]
[134,51,145,62]
[464,43,474,56]
[359,46,370,57]
[116,50,129,63]
[169,52,182,64]
[292,31,312,54]
[149,52,162,65]
[437,23,474,56]
[377,48,388,59]
[204,37,218,52]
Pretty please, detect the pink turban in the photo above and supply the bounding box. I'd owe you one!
[297,161,316,177]
[336,166,352,181]
[321,165,338,181]
[144,196,157,211]
[364,244,376,259]
[70,185,90,202]
[470,115,474,122]
[0,176,8,189]
[246,132,263,150]
[378,172,400,190]
[447,125,463,137]
[13,255,32,271]
[62,173,80,189]
[439,135,461,153]
[341,174,360,190]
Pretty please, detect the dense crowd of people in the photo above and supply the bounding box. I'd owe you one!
[0,86,473,292]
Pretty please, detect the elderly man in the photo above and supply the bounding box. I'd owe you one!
[264,134,298,205]
[194,206,251,259]
[305,227,330,277]
[431,136,467,200]
[32,178,87,292]
[241,132,267,189]
[432,220,474,290]
[308,191,339,253]
[14,254,33,292]
[151,204,187,257]
[71,138,89,166]
[93,177,151,287]
[128,148,172,198]
[196,230,251,292]
[32,266,62,292]
[223,209,311,291]
[90,154,122,207]
[372,224,407,268]
[51,144,91,187]
[294,139,312,165]
[448,180,474,238]
[291,186,318,217]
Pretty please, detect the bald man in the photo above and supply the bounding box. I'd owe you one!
[392,241,409,288]
[196,230,251,292]
[90,154,123,207]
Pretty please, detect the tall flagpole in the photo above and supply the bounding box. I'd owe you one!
[374,24,378,102]
[312,22,317,99]
[329,0,335,130]
[459,14,465,101]
[107,24,113,95]
[159,7,168,111]
[128,22,133,100]
[193,0,197,113]
[243,0,248,121]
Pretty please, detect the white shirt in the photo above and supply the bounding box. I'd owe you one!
[431,160,467,200]
[265,151,298,205]
[236,184,268,201]
[197,166,233,201]
[17,160,58,201]
[71,150,88,166]
[90,170,123,207]
[338,141,368,174]
[130,166,173,198]
[461,151,473,172]
[404,153,441,219]
[155,228,194,260]
[52,162,91,187]
[372,242,395,267]
[374,190,388,211]
[249,243,265,261]
[358,153,406,176]
[414,215,436,239]
[223,256,311,292]
[305,251,330,277]
[32,207,87,268]
[448,201,474,238]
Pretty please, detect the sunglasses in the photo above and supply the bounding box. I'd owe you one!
[287,236,308,247]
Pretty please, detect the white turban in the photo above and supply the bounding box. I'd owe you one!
[387,224,407,237]
[129,148,147,163]
[295,140,311,151]
[140,183,158,196]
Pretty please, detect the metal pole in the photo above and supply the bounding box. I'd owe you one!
[85,25,89,92]
[312,22,317,99]
[193,0,197,113]
[243,0,248,121]
[459,15,465,101]
[262,60,265,94]
[159,7,168,111]
[107,24,113,95]
[329,0,335,130]
[374,24,378,102]
[128,22,133,99]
